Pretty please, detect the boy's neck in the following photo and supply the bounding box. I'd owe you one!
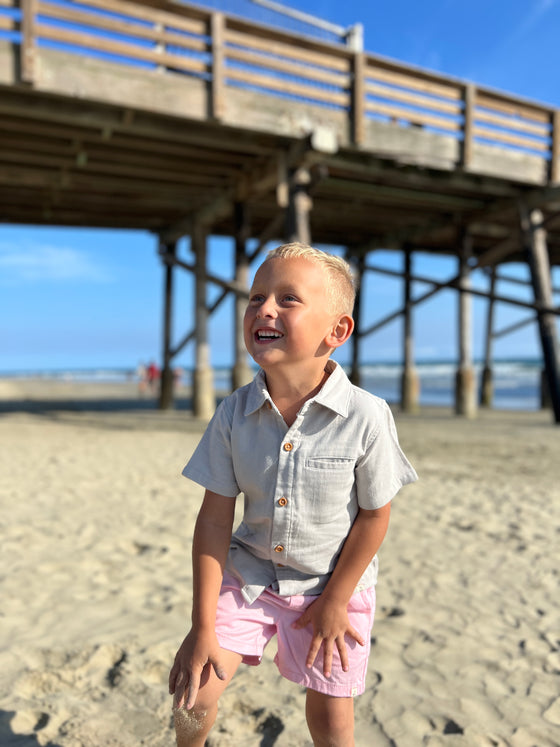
[264,360,332,426]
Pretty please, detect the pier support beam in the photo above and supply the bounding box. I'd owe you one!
[541,369,552,410]
[192,223,215,419]
[455,233,477,418]
[159,240,176,410]
[286,167,312,244]
[521,206,560,423]
[350,253,364,387]
[480,268,496,407]
[232,202,253,390]
[400,248,420,412]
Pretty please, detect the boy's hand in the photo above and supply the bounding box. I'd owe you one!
[292,595,364,678]
[169,628,227,710]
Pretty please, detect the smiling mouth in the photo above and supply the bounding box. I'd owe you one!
[255,330,283,342]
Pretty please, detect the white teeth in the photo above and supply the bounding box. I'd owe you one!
[257,330,282,338]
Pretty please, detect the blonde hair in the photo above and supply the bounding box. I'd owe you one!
[266,243,355,316]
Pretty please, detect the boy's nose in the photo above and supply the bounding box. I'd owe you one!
[256,296,277,318]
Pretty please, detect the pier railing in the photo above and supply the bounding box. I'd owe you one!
[2,0,559,181]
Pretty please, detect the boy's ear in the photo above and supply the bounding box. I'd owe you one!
[325,314,354,349]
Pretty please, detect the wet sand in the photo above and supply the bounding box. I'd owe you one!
[1,379,559,746]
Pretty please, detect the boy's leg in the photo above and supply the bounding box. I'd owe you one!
[174,648,242,747]
[305,690,355,747]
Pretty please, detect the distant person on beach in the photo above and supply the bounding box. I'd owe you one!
[136,362,148,397]
[146,361,160,393]
[169,243,417,746]
[174,366,185,389]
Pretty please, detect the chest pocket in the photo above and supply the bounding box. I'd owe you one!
[305,456,356,524]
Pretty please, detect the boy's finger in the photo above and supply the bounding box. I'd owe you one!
[322,641,334,678]
[305,636,322,669]
[172,672,187,709]
[185,669,201,711]
[173,685,186,710]
[348,625,365,646]
[212,659,228,681]
[168,666,182,695]
[336,637,350,673]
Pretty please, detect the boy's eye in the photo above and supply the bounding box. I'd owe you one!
[283,294,297,302]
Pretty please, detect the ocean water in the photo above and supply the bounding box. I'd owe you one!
[201,359,545,411]
[1,360,544,411]
[357,360,543,411]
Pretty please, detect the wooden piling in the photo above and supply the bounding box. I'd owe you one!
[455,233,477,418]
[480,268,496,407]
[192,223,215,419]
[159,240,176,410]
[400,248,420,412]
[285,167,312,244]
[232,202,253,390]
[20,0,38,83]
[521,206,560,423]
[350,253,364,387]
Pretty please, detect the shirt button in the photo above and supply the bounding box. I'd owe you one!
[278,497,287,507]
[283,442,293,452]
[274,544,284,553]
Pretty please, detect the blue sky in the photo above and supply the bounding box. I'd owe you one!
[1,0,559,372]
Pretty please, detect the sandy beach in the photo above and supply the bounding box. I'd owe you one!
[1,378,559,746]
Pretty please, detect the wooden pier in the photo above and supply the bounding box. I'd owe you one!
[1,0,559,420]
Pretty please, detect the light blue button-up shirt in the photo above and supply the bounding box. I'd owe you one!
[183,360,417,604]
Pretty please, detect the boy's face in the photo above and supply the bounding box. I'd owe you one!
[244,257,339,372]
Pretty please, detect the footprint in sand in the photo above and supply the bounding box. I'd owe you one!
[402,630,447,668]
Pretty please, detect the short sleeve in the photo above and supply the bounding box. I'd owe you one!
[182,398,240,497]
[355,400,417,510]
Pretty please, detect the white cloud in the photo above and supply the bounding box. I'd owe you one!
[0,242,113,284]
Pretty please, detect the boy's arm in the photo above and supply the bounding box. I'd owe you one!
[169,489,236,710]
[293,503,391,678]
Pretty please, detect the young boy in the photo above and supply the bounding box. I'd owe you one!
[169,243,417,746]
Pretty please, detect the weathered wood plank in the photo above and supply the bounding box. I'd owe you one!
[225,14,351,62]
[365,81,462,115]
[475,108,550,137]
[43,0,208,36]
[551,110,560,184]
[352,51,365,145]
[462,84,475,169]
[21,0,38,83]
[0,149,236,187]
[227,68,350,107]
[473,125,549,152]
[0,15,16,30]
[476,92,550,124]
[211,12,225,120]
[365,101,461,132]
[35,23,209,73]
[226,46,350,88]
[37,2,209,51]
[365,63,462,101]
[225,28,350,73]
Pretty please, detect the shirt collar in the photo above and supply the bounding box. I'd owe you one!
[244,360,351,418]
[313,359,351,417]
[244,368,273,416]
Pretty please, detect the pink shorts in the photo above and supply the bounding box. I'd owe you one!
[215,572,376,697]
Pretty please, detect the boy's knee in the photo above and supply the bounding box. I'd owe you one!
[306,694,354,747]
[307,717,353,747]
